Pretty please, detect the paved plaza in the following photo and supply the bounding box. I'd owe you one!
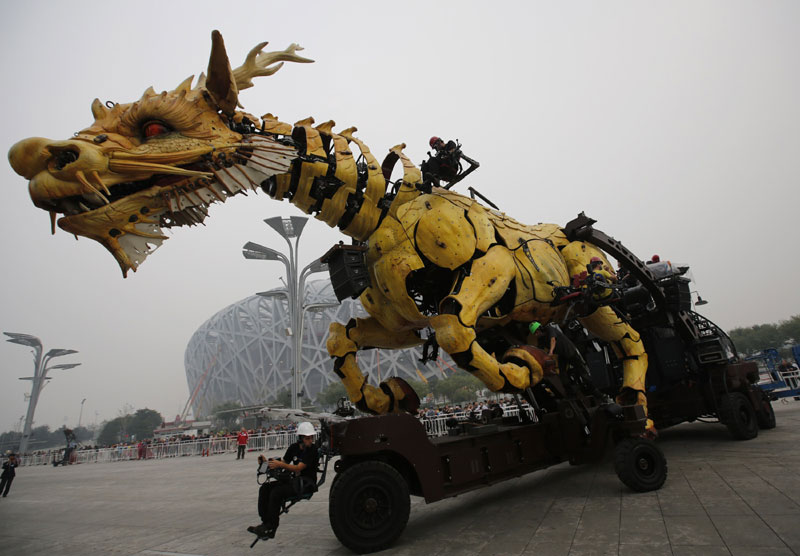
[0,403,798,556]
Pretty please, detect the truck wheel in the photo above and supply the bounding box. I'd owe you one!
[614,438,667,492]
[756,397,776,430]
[720,392,759,440]
[329,460,410,553]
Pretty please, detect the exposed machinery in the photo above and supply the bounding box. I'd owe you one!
[561,213,774,439]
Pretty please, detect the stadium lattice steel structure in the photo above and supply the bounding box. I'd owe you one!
[184,280,450,417]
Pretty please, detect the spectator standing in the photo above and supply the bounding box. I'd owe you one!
[1,453,18,498]
[237,427,249,460]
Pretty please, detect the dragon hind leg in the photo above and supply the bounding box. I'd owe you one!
[327,317,423,414]
[431,245,544,393]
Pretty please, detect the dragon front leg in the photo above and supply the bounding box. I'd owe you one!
[327,317,423,414]
[579,307,653,429]
[431,245,544,393]
[561,240,654,433]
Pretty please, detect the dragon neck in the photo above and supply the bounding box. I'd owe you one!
[249,119,424,242]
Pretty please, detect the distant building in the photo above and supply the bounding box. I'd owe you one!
[184,280,450,417]
[153,418,213,439]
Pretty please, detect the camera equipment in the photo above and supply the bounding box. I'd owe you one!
[257,458,293,485]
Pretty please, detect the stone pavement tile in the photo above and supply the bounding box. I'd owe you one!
[728,547,796,556]
[619,515,669,546]
[619,544,672,556]
[583,496,620,513]
[741,493,800,515]
[657,495,706,516]
[761,513,800,552]
[430,537,491,556]
[521,541,571,556]
[378,539,449,556]
[476,536,531,556]
[671,546,731,556]
[531,508,581,544]
[663,515,724,546]
[572,510,620,545]
[548,496,588,513]
[587,471,623,498]
[709,514,785,547]
[699,496,755,517]
[620,492,660,516]
[568,542,618,556]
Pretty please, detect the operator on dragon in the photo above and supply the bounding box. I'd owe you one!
[420,136,479,189]
[247,422,318,540]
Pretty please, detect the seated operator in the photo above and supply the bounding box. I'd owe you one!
[587,257,616,301]
[247,421,318,540]
[420,136,479,189]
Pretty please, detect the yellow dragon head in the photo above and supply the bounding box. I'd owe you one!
[8,31,312,276]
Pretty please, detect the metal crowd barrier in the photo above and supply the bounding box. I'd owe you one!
[15,429,302,467]
[420,404,536,437]
[13,406,537,466]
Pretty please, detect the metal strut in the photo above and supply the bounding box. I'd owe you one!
[562,212,700,342]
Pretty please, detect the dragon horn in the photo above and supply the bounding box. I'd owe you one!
[205,30,239,116]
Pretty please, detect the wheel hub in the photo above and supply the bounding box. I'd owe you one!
[364,497,378,513]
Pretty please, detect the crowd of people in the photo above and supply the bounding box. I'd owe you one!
[7,422,302,465]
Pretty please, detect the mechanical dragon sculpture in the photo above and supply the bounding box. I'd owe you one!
[8,31,652,430]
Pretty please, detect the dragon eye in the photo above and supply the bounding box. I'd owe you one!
[142,121,171,138]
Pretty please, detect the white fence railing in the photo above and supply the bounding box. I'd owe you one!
[11,405,536,467]
[15,430,301,467]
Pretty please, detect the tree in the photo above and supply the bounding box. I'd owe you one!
[129,409,163,441]
[430,373,484,404]
[729,314,800,356]
[274,388,292,408]
[97,418,124,446]
[406,378,430,401]
[316,381,347,410]
[97,407,164,446]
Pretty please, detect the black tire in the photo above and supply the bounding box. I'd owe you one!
[756,396,777,430]
[719,392,759,440]
[614,438,667,492]
[329,460,410,553]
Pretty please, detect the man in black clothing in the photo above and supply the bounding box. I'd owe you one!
[248,422,318,539]
[421,136,480,189]
[1,453,18,497]
[531,322,600,395]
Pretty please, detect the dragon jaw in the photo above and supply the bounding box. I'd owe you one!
[7,31,311,277]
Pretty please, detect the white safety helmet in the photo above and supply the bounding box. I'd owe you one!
[296,422,315,438]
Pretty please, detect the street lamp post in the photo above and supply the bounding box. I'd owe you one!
[243,216,337,408]
[4,333,80,454]
[78,398,87,428]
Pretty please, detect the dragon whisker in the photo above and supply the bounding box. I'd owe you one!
[107,158,213,178]
[110,147,214,165]
[75,170,110,204]
[90,170,111,196]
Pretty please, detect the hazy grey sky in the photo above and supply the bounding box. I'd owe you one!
[1,1,798,432]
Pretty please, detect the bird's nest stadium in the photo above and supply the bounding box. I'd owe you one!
[184,280,452,417]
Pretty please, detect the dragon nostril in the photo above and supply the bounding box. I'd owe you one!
[53,149,79,171]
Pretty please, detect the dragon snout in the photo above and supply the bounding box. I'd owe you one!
[9,138,106,180]
[8,137,52,179]
[50,146,80,171]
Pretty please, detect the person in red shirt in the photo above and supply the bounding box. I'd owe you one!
[237,427,249,460]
